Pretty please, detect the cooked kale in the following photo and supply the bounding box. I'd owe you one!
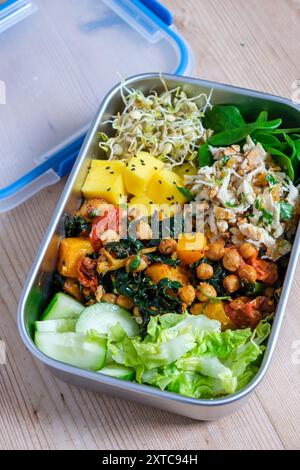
[64,215,90,237]
[109,269,183,323]
[145,252,180,266]
[241,281,265,296]
[105,237,143,259]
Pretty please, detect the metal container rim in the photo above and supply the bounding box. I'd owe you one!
[17,72,300,408]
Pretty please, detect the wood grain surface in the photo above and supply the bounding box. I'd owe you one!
[0,0,300,450]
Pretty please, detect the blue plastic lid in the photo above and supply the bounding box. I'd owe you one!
[0,0,193,211]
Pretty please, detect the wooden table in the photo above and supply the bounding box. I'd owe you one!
[0,0,299,450]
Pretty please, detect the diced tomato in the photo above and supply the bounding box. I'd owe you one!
[89,206,124,250]
[249,258,278,286]
[224,295,274,329]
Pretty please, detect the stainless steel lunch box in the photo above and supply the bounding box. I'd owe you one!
[18,73,300,420]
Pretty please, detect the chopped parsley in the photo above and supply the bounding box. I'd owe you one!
[280,201,294,220]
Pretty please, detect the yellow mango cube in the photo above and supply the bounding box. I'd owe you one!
[58,238,93,278]
[128,194,157,217]
[146,169,187,204]
[123,152,164,196]
[174,162,197,178]
[82,159,127,204]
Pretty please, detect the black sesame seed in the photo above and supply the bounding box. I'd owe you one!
[105,166,110,170]
[158,180,162,184]
[107,187,111,192]
[110,171,114,174]
[167,197,172,201]
[154,166,158,170]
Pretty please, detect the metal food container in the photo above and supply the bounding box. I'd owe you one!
[18,73,300,420]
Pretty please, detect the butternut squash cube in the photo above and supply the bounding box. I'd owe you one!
[123,152,164,196]
[177,232,206,265]
[146,169,188,204]
[58,238,93,278]
[82,159,127,204]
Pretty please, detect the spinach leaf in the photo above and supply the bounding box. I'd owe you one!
[252,132,282,148]
[262,145,294,180]
[203,105,245,133]
[208,123,257,146]
[198,142,214,167]
[280,201,294,220]
[256,117,282,130]
[64,215,90,237]
[177,186,194,202]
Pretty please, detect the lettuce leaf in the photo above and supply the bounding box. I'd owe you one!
[108,314,271,399]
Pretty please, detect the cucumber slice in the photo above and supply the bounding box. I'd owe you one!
[99,363,135,381]
[34,332,107,371]
[34,319,76,333]
[75,302,139,337]
[41,293,84,321]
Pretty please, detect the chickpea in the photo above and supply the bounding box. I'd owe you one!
[239,242,257,259]
[117,295,134,310]
[178,285,196,305]
[223,249,241,272]
[196,263,214,280]
[159,238,177,255]
[223,275,240,293]
[135,220,153,240]
[126,254,148,273]
[102,293,117,304]
[206,242,225,261]
[99,229,119,245]
[238,265,257,283]
[196,282,217,302]
[190,303,204,316]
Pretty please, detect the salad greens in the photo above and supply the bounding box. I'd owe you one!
[200,105,300,181]
[108,313,271,398]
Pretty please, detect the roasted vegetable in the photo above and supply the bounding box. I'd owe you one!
[176,232,206,265]
[145,263,190,286]
[58,238,93,278]
[191,300,230,326]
